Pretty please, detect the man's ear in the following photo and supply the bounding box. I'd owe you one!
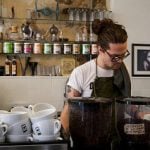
[98,46,105,53]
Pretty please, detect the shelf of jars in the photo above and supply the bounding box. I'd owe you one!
[0,39,98,76]
[0,40,98,55]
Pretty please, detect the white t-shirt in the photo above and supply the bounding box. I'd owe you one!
[67,59,114,97]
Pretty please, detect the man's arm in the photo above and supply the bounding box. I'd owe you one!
[60,86,81,135]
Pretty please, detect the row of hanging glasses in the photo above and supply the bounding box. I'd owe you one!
[67,8,112,22]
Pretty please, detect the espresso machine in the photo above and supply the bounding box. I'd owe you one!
[116,97,150,150]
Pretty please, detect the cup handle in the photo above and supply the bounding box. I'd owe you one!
[56,137,63,140]
[2,124,8,135]
[54,120,61,134]
[28,105,33,110]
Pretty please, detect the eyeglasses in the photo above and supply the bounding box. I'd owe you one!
[105,50,130,62]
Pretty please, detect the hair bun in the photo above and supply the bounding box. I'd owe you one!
[92,19,114,35]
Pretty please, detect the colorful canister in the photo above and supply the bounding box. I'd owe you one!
[91,44,98,55]
[33,43,43,54]
[24,43,32,54]
[53,43,62,54]
[82,43,90,54]
[73,43,81,54]
[64,43,72,54]
[14,42,22,53]
[44,43,53,54]
[3,42,13,53]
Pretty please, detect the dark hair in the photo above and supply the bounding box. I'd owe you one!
[92,19,128,50]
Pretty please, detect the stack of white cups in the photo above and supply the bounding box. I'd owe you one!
[28,103,62,142]
[0,110,32,143]
[11,103,62,142]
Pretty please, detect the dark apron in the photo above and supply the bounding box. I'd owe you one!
[91,59,122,98]
[91,59,123,149]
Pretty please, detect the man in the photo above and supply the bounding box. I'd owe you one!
[61,19,131,134]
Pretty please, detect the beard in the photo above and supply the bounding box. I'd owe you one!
[112,62,122,70]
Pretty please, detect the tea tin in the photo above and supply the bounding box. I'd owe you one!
[24,43,32,54]
[44,43,53,54]
[91,44,98,55]
[53,43,62,54]
[64,43,72,54]
[73,44,81,54]
[33,43,43,54]
[14,42,22,53]
[3,42,13,53]
[82,43,90,54]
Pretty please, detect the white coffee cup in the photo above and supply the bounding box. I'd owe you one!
[29,133,61,142]
[7,118,32,135]
[28,103,56,113]
[6,134,32,143]
[32,119,61,136]
[0,111,28,126]
[30,109,57,124]
[10,106,32,117]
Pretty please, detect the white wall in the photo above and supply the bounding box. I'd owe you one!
[0,76,68,111]
[110,0,150,97]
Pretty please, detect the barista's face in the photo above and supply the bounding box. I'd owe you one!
[99,42,128,70]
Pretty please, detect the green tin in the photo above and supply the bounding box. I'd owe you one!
[3,42,13,53]
[44,43,53,54]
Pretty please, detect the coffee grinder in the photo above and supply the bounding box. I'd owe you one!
[116,97,150,150]
[68,97,113,150]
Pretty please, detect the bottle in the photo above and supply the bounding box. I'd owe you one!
[5,56,11,76]
[0,20,4,40]
[11,56,17,76]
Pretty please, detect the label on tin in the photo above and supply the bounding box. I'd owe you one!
[64,44,72,54]
[44,43,53,54]
[3,42,13,53]
[82,44,90,54]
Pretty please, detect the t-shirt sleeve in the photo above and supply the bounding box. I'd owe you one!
[67,67,83,93]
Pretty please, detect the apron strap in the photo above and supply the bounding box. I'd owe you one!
[95,58,98,78]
